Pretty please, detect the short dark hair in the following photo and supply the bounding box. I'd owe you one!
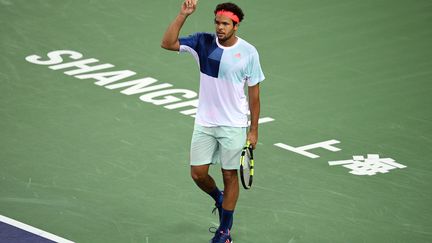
[214,2,244,25]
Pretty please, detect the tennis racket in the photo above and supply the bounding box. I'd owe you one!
[240,141,254,190]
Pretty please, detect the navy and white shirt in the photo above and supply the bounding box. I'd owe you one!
[179,32,265,127]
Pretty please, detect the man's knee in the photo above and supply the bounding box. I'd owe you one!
[191,171,206,182]
[222,169,238,182]
[191,166,209,182]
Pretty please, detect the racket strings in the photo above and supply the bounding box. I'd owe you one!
[240,143,255,189]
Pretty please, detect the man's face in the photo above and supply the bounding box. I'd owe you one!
[214,15,238,42]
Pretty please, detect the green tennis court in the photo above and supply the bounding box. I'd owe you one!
[1,0,431,242]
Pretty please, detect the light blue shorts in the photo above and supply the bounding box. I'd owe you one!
[190,124,247,170]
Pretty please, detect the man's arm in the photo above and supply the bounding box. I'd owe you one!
[161,0,197,51]
[247,83,260,149]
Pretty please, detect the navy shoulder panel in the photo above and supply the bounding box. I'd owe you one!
[195,33,222,78]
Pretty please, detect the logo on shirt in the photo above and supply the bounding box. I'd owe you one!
[234,53,241,59]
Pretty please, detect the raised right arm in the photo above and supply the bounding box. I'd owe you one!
[161,0,197,51]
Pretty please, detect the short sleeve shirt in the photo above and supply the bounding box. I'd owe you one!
[179,32,265,127]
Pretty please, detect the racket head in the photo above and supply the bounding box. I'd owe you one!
[240,143,254,189]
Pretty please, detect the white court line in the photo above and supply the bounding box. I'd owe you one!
[328,160,354,166]
[0,214,74,243]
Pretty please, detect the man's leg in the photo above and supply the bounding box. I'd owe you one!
[215,126,245,234]
[191,164,215,193]
[190,123,224,207]
[191,165,224,205]
[221,169,239,210]
[218,169,238,232]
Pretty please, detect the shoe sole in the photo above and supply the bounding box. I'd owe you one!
[209,240,233,243]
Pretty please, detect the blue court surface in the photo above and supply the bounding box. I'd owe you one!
[0,215,72,243]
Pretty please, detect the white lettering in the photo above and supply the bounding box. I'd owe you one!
[274,139,341,158]
[164,99,199,110]
[25,50,83,65]
[25,50,275,125]
[140,89,197,105]
[165,99,199,116]
[49,58,114,75]
[180,109,197,115]
[75,70,136,86]
[105,78,172,95]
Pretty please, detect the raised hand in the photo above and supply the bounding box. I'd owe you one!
[180,0,197,16]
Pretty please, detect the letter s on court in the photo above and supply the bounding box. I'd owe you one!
[25,50,83,65]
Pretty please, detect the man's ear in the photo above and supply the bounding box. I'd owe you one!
[234,23,239,30]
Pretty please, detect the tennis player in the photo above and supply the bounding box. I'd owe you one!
[161,1,264,242]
